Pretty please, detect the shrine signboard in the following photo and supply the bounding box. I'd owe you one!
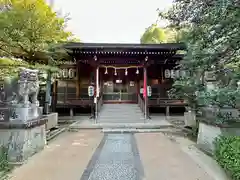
[53,68,76,79]
[164,69,188,79]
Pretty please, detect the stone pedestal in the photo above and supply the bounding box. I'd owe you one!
[184,111,196,127]
[197,122,240,155]
[14,106,43,122]
[45,113,58,130]
[0,118,47,163]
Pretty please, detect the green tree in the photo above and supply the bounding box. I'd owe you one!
[140,23,181,43]
[0,0,73,63]
[140,24,166,43]
[160,0,240,111]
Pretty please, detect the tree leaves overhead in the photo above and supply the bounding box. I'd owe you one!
[140,23,181,43]
[0,57,59,80]
[160,0,240,111]
[0,0,73,63]
[140,24,166,44]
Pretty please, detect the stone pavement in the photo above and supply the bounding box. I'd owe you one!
[8,130,103,180]
[7,131,222,180]
[136,133,214,180]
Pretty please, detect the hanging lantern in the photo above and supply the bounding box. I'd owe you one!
[164,69,171,78]
[136,68,139,74]
[104,67,108,74]
[125,68,128,76]
[68,68,75,79]
[180,70,186,78]
[175,70,180,78]
[62,69,68,78]
[56,71,61,79]
[170,70,175,79]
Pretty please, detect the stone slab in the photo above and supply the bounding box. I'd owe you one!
[0,118,47,129]
[45,113,58,130]
[0,124,46,163]
[8,130,103,180]
[135,133,214,180]
[69,121,173,130]
[197,122,240,154]
[80,133,144,180]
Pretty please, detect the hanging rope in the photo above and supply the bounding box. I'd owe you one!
[99,65,143,69]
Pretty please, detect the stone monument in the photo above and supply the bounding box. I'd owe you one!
[197,71,240,154]
[0,67,47,163]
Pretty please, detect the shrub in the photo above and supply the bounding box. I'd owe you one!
[0,146,10,172]
[214,136,240,180]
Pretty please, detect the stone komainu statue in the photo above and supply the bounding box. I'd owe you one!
[2,68,39,107]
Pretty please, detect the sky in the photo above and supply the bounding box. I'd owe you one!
[52,0,173,43]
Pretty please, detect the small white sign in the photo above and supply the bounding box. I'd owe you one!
[140,88,143,94]
[147,86,152,97]
[130,81,135,86]
[116,79,122,83]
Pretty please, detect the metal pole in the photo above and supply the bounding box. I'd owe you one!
[144,67,148,120]
[95,66,99,122]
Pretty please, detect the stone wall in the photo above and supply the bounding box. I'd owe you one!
[197,122,240,154]
[0,124,46,163]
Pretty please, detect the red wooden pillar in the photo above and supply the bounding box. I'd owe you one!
[143,66,148,119]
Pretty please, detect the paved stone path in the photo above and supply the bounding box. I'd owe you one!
[8,131,216,180]
[8,130,103,180]
[81,134,143,180]
[136,133,214,180]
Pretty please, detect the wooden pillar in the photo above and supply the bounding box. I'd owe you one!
[52,80,57,112]
[143,66,148,119]
[166,106,170,119]
[95,66,99,122]
[76,63,80,98]
[70,108,73,118]
[44,71,51,114]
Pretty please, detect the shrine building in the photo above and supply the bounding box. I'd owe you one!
[50,43,187,118]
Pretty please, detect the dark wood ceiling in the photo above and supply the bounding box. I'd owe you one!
[63,42,186,65]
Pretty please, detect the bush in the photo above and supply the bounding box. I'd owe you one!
[214,136,240,180]
[0,146,10,172]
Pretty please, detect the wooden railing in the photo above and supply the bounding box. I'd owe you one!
[148,98,187,117]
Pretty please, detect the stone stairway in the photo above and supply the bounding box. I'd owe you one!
[98,104,145,123]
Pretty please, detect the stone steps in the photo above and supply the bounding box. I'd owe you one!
[69,123,174,130]
[98,104,144,123]
[102,127,181,133]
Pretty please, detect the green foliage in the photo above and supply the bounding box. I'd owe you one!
[0,57,59,80]
[140,23,181,43]
[160,0,240,125]
[0,0,73,63]
[214,136,240,180]
[163,28,180,43]
[140,24,166,43]
[198,87,240,108]
[0,146,11,172]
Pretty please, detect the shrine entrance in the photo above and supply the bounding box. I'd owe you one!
[102,67,139,103]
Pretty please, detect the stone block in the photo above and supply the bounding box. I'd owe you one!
[204,71,216,81]
[0,119,47,163]
[45,113,58,130]
[197,122,240,155]
[201,106,239,121]
[184,111,196,127]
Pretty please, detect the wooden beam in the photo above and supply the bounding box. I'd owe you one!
[76,62,80,98]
